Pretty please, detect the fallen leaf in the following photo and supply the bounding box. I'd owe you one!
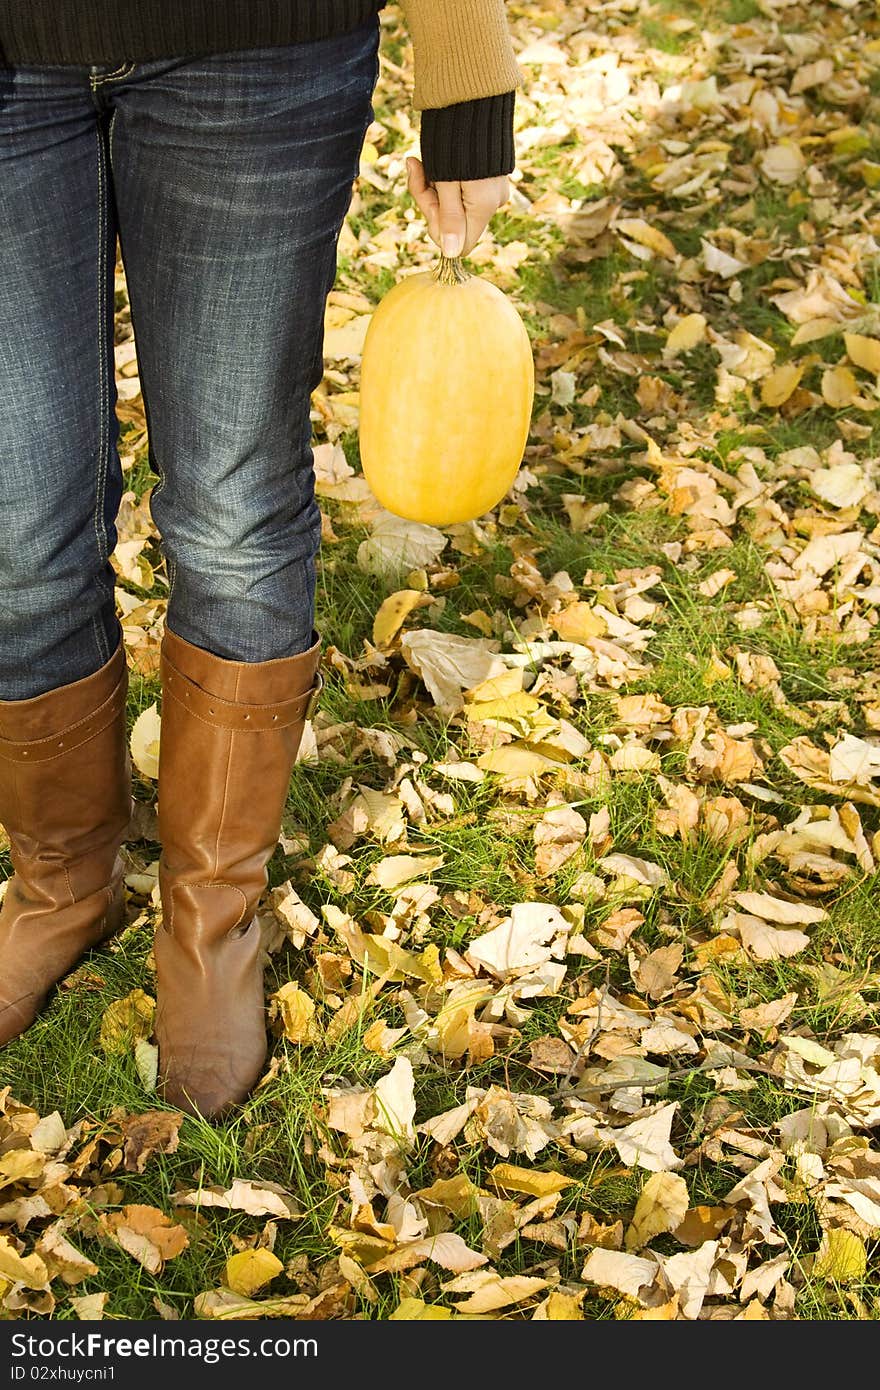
[401,630,504,713]
[612,1103,682,1172]
[581,1247,657,1299]
[625,1172,690,1250]
[489,1164,575,1198]
[632,943,684,1000]
[366,1232,487,1275]
[372,590,429,647]
[812,1228,866,1284]
[664,314,707,356]
[176,1181,300,1219]
[0,1236,49,1290]
[357,513,446,578]
[99,990,155,1056]
[35,1225,99,1286]
[760,362,804,407]
[271,982,322,1045]
[760,142,805,185]
[120,1111,182,1174]
[465,902,570,979]
[101,1205,188,1274]
[367,853,445,891]
[442,1270,549,1314]
[844,333,880,375]
[736,916,810,961]
[373,1056,416,1145]
[732,891,828,925]
[822,364,859,408]
[225,1249,284,1297]
[130,704,161,779]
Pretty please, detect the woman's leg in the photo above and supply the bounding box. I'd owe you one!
[111,23,380,661]
[0,66,132,1043]
[108,22,380,1115]
[0,66,124,696]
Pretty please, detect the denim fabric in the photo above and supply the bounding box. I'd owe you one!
[0,21,379,698]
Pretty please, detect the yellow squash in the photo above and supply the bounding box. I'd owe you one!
[358,256,535,526]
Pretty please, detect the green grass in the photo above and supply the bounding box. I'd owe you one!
[5,0,880,1325]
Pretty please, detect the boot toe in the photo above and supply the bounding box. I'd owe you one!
[159,1047,266,1120]
[0,992,42,1046]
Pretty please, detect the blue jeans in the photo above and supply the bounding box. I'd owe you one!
[0,21,380,699]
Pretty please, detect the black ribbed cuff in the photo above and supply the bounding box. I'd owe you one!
[420,90,516,184]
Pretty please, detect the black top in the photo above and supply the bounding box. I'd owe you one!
[0,0,516,182]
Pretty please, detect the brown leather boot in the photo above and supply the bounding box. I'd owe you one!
[154,626,322,1119]
[0,640,131,1044]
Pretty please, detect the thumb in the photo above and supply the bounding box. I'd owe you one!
[436,182,467,258]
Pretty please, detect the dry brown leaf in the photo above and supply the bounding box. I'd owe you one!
[101,1205,188,1274]
[120,1111,182,1174]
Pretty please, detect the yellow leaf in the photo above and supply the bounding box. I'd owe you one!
[323,309,372,361]
[625,1172,690,1250]
[856,159,880,188]
[467,691,542,723]
[0,1236,49,1290]
[271,982,321,1045]
[476,745,560,777]
[99,989,155,1056]
[415,1175,483,1219]
[760,362,804,407]
[489,1163,575,1198]
[448,1272,549,1314]
[627,1298,679,1320]
[390,1297,453,1320]
[703,651,732,685]
[0,1150,44,1189]
[813,1228,867,1283]
[130,703,161,779]
[844,333,880,375]
[551,602,607,642]
[543,1292,585,1320]
[790,317,841,345]
[372,590,427,648]
[225,1249,284,1297]
[615,217,678,260]
[465,668,523,702]
[366,853,445,891]
[822,364,858,408]
[663,313,707,356]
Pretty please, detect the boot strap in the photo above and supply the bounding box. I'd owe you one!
[0,672,128,764]
[162,657,323,731]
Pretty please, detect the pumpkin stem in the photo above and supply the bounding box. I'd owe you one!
[434,255,470,286]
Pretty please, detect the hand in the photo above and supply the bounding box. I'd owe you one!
[406,156,509,259]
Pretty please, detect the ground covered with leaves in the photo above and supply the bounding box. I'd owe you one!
[3,0,880,1323]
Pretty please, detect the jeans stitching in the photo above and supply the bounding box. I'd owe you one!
[90,62,135,88]
[91,125,111,666]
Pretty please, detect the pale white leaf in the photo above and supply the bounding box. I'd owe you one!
[465,902,570,980]
[613,1103,682,1172]
[732,892,828,925]
[373,1056,416,1145]
[130,703,161,780]
[581,1248,657,1298]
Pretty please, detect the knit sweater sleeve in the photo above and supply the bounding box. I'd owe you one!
[397,0,523,183]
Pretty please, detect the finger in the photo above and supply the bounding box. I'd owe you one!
[459,178,510,256]
[406,157,442,247]
[435,182,467,258]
